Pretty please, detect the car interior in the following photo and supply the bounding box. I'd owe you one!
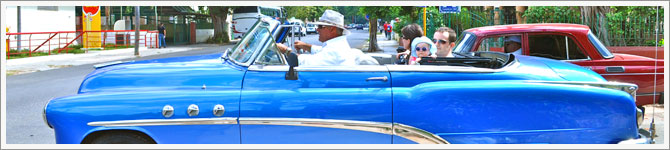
[368,51,511,69]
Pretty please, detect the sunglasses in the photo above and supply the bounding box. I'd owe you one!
[433,39,448,44]
[415,47,430,51]
[317,25,329,29]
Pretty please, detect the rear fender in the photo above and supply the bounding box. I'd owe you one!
[393,80,638,144]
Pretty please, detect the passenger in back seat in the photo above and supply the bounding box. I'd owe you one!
[409,36,437,65]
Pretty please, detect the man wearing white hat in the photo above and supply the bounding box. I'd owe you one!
[504,36,523,55]
[277,10,357,66]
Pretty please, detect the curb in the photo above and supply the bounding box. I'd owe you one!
[6,43,233,76]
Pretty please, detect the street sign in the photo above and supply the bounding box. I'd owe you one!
[439,6,460,13]
[83,6,100,16]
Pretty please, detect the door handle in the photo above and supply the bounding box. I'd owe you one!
[606,66,625,73]
[366,76,388,82]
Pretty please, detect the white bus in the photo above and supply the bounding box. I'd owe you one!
[232,6,283,39]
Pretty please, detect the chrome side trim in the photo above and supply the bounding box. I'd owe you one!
[393,123,450,144]
[87,117,449,144]
[637,93,663,96]
[527,81,638,99]
[600,73,664,76]
[87,117,238,127]
[239,117,449,144]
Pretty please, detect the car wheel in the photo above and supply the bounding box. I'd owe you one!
[85,131,155,144]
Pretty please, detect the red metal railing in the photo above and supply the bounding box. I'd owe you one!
[6,30,158,59]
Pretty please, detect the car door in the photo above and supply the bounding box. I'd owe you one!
[238,43,393,144]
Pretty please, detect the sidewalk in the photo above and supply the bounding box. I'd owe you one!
[361,34,400,55]
[6,43,233,75]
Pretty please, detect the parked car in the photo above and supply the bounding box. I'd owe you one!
[356,24,364,30]
[452,23,664,107]
[287,19,306,37]
[44,17,653,144]
[306,23,317,34]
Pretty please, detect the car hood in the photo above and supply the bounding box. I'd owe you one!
[78,53,246,93]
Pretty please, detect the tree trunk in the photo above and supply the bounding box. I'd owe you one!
[209,6,230,43]
[580,6,611,46]
[515,6,527,24]
[368,16,380,52]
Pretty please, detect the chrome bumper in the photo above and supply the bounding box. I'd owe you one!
[618,129,655,144]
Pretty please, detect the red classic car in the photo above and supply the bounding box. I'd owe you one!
[453,23,664,106]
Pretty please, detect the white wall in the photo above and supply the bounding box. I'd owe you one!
[196,29,214,43]
[5,6,77,51]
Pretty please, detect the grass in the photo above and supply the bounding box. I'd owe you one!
[7,44,135,59]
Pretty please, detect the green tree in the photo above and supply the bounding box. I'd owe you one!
[284,6,334,22]
[359,6,400,52]
[207,6,238,44]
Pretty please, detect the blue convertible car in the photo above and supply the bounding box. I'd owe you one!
[44,17,653,144]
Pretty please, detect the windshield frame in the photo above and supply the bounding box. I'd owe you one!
[587,31,615,59]
[452,32,477,55]
[224,17,278,67]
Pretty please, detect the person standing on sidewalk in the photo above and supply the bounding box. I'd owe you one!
[433,27,457,57]
[386,22,394,40]
[158,23,167,48]
[384,21,389,39]
[276,10,358,66]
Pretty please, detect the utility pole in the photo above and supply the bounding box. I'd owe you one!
[155,6,158,29]
[17,6,21,49]
[423,7,427,35]
[134,6,140,56]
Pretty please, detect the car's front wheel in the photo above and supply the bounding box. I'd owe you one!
[83,131,155,144]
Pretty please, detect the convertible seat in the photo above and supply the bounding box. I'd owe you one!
[350,48,380,65]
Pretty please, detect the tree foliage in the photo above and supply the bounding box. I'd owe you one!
[523,6,663,46]
[284,6,333,22]
[359,6,401,52]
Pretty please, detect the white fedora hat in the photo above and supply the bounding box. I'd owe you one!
[312,10,350,35]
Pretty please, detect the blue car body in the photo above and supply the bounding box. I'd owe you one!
[44,17,651,144]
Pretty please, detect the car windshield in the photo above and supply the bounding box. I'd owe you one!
[227,19,273,64]
[452,32,476,55]
[307,24,315,27]
[587,31,614,59]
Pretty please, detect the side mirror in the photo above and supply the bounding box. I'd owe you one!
[222,48,231,60]
[285,52,299,80]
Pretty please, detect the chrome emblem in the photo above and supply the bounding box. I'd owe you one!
[187,104,199,117]
[213,104,225,117]
[162,105,174,118]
